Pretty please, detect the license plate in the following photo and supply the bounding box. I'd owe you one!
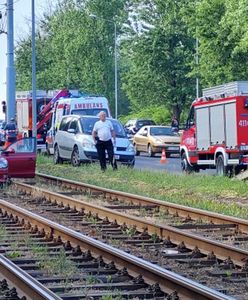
[167,146,179,151]
[105,153,120,160]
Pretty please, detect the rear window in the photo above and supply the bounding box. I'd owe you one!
[80,118,126,138]
[71,108,109,117]
[137,120,155,128]
[150,127,176,136]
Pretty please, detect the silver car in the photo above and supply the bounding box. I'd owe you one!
[54,115,135,167]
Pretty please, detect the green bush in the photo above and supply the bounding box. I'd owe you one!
[119,105,171,125]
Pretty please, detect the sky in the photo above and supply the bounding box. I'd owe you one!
[0,0,56,119]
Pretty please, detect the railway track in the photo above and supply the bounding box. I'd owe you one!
[0,199,229,300]
[0,252,60,299]
[0,174,247,298]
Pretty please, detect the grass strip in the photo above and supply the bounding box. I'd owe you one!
[36,155,248,219]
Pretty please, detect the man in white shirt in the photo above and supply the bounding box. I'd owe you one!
[92,111,117,171]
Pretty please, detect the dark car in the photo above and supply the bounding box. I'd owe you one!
[124,119,156,135]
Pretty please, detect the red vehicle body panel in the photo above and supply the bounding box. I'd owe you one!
[1,138,36,179]
[181,95,248,168]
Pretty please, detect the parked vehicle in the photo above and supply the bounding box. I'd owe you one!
[0,137,36,184]
[15,89,112,154]
[180,81,248,175]
[53,115,135,167]
[133,126,180,157]
[124,119,155,135]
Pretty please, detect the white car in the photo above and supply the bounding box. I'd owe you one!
[54,115,135,167]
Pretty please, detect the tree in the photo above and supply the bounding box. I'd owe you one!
[121,0,196,120]
[189,0,248,88]
[15,0,129,112]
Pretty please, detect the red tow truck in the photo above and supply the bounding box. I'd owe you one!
[180,81,248,175]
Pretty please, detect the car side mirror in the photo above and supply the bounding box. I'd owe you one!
[143,131,148,136]
[68,128,76,134]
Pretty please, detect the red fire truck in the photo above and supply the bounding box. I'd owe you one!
[180,81,248,175]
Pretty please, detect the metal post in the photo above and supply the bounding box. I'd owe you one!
[6,0,16,122]
[31,0,37,137]
[114,23,118,119]
[196,38,199,99]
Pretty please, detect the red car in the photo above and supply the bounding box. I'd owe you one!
[0,138,36,184]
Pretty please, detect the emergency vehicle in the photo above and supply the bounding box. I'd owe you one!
[180,81,248,175]
[16,89,111,153]
[46,94,111,154]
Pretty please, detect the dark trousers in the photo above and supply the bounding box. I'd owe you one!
[95,139,117,170]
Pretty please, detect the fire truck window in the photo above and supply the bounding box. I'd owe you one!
[186,107,195,128]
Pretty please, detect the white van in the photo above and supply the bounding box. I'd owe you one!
[46,95,111,154]
[53,115,135,167]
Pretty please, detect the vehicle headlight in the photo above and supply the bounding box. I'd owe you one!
[82,140,96,149]
[154,138,163,145]
[0,157,8,169]
[127,143,134,152]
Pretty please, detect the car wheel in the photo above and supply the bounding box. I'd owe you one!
[54,145,62,164]
[148,144,155,157]
[216,155,228,176]
[181,152,194,173]
[134,144,140,156]
[71,146,80,167]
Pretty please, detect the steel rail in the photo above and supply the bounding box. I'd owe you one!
[13,182,248,267]
[36,173,248,233]
[0,253,61,300]
[0,199,234,300]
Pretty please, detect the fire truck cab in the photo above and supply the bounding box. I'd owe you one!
[180,81,248,175]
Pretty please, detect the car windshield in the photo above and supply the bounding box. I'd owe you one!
[150,127,176,136]
[137,120,155,128]
[80,118,126,138]
[71,109,109,117]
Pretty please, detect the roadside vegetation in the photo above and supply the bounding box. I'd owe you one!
[15,0,248,122]
[37,155,248,219]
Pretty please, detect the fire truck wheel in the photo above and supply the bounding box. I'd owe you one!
[216,155,228,176]
[148,144,155,157]
[181,153,194,173]
[71,146,81,167]
[54,145,63,164]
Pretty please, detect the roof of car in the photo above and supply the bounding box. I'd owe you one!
[142,125,170,128]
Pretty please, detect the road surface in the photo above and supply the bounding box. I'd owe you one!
[134,154,215,175]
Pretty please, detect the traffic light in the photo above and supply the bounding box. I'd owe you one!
[1,101,6,114]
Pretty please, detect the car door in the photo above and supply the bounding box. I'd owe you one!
[66,118,79,158]
[139,127,149,151]
[134,127,144,151]
[2,138,36,178]
[57,117,72,158]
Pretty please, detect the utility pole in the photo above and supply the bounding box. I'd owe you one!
[114,22,118,119]
[6,0,16,122]
[196,38,199,99]
[31,0,36,137]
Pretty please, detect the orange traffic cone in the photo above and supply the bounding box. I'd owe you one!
[160,148,167,164]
